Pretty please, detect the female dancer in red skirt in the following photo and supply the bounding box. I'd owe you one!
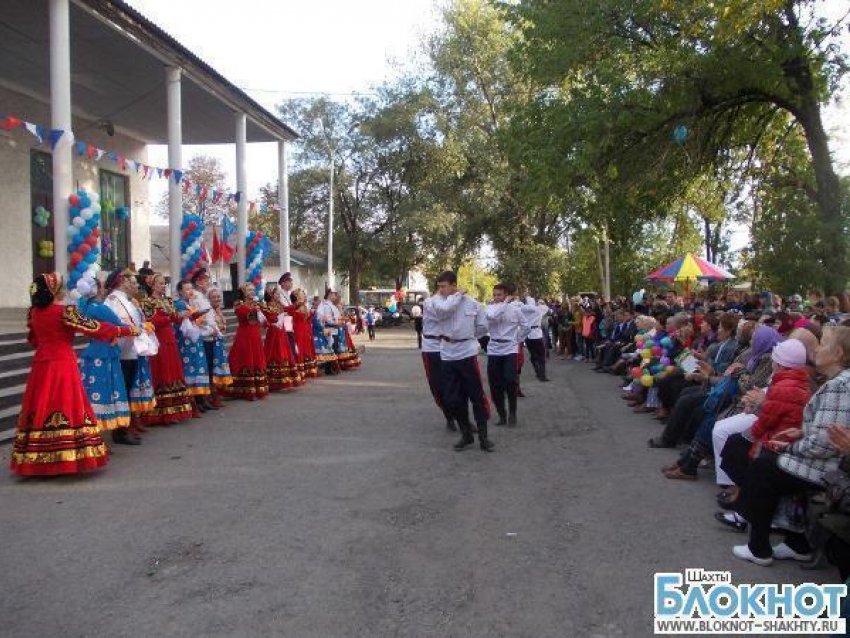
[264,294,303,391]
[292,288,318,379]
[11,273,138,477]
[140,273,196,424]
[228,284,271,400]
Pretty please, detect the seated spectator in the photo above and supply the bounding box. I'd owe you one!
[675,337,810,483]
[719,326,850,566]
[649,312,740,448]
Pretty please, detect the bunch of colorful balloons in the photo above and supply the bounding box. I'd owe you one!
[180,214,205,281]
[33,205,51,227]
[246,230,266,296]
[66,189,101,296]
[37,240,54,258]
[629,332,677,391]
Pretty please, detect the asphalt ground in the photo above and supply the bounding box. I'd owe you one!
[0,329,836,637]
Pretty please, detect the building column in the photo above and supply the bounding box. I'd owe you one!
[49,0,72,276]
[277,140,290,274]
[235,113,248,286]
[166,66,182,282]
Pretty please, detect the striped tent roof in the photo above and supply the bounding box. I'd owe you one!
[647,252,734,282]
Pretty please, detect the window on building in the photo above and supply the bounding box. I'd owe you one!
[99,170,130,271]
[30,150,54,278]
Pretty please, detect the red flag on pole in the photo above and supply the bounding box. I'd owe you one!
[211,227,221,264]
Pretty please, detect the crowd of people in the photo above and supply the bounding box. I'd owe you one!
[416,279,850,577]
[9,269,361,478]
[561,288,850,575]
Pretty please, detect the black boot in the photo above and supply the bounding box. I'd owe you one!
[478,423,495,452]
[112,428,140,446]
[445,418,457,432]
[507,412,518,427]
[453,421,475,451]
[495,412,507,426]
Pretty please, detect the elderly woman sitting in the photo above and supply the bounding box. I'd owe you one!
[722,326,850,566]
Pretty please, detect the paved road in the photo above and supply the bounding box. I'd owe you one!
[0,330,834,637]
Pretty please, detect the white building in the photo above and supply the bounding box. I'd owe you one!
[0,0,298,312]
[149,226,330,300]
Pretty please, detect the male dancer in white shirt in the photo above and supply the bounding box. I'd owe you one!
[421,294,457,431]
[431,271,492,451]
[486,283,530,426]
[522,295,550,382]
[104,269,145,445]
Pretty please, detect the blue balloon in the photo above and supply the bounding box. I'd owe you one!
[79,196,91,209]
[69,207,81,218]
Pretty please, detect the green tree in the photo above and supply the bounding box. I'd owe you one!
[506,0,849,292]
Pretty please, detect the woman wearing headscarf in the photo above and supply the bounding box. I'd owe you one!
[711,325,784,499]
[77,276,132,432]
[207,287,233,393]
[10,273,137,476]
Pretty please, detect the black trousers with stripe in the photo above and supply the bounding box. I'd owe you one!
[487,353,518,418]
[421,352,454,422]
[441,355,491,430]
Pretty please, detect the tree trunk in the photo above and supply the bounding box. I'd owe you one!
[797,97,847,294]
[703,218,713,262]
[595,239,605,295]
[348,258,362,305]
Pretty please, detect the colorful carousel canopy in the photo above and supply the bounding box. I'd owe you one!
[647,253,734,282]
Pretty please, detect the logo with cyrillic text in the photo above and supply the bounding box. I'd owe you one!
[655,570,846,634]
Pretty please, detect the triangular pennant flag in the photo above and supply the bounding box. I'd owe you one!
[172,169,182,184]
[156,168,163,179]
[233,192,242,203]
[106,151,118,162]
[24,122,44,143]
[75,141,86,156]
[1,116,22,131]
[85,144,97,160]
[94,148,105,161]
[48,129,66,149]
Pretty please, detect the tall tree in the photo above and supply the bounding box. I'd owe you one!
[506,0,849,292]
[156,155,230,227]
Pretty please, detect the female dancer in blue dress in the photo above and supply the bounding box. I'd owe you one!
[76,276,131,432]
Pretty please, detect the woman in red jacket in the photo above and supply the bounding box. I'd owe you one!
[715,338,812,512]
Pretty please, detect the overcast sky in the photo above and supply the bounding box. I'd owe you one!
[130,0,849,243]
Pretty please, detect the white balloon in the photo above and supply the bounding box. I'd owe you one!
[91,263,101,273]
[90,203,101,215]
[80,208,93,221]
[66,226,77,238]
[69,289,81,300]
[72,217,85,228]
[187,246,197,255]
[89,191,99,202]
